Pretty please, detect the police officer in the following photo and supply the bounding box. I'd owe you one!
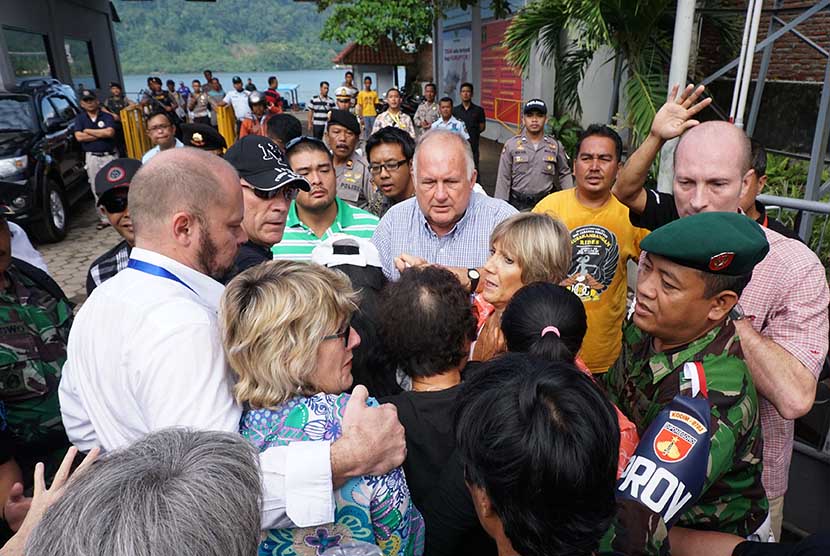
[334,86,355,114]
[495,99,573,211]
[325,110,375,210]
[0,208,72,490]
[601,212,771,554]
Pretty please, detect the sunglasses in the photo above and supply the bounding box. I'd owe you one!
[100,193,128,213]
[322,319,352,347]
[241,182,299,201]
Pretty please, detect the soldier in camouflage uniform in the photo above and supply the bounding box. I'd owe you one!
[0,213,73,486]
[601,212,771,555]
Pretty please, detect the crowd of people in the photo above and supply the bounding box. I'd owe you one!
[0,76,828,556]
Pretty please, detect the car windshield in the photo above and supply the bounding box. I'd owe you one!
[0,97,35,133]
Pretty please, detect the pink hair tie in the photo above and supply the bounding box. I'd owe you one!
[541,326,560,338]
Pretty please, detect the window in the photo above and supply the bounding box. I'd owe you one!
[64,38,97,89]
[0,97,36,132]
[3,28,54,82]
[50,96,75,122]
[40,97,57,128]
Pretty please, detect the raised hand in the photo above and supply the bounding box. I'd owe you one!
[650,84,712,141]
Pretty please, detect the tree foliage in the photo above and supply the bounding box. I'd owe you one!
[112,0,341,74]
[504,0,738,145]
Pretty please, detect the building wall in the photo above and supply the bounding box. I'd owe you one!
[696,0,830,83]
[354,64,397,97]
[0,0,121,93]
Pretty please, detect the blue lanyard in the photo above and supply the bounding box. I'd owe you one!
[127,259,198,296]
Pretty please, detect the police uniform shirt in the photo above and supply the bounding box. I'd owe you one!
[223,89,252,121]
[335,152,374,210]
[494,134,573,201]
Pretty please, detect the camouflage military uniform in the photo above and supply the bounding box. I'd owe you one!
[0,262,73,479]
[600,318,767,554]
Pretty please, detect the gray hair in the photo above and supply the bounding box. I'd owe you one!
[412,128,475,183]
[26,429,262,556]
[129,147,236,239]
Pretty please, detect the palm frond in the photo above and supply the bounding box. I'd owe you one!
[554,45,595,118]
[504,0,571,72]
[623,67,666,146]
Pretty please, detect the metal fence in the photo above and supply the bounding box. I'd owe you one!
[757,194,830,266]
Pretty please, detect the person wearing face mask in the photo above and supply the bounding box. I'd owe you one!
[533,125,649,374]
[324,110,375,210]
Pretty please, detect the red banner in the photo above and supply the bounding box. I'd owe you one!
[480,19,523,124]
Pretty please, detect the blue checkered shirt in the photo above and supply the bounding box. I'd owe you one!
[371,192,517,280]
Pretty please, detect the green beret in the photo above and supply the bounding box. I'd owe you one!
[640,212,769,276]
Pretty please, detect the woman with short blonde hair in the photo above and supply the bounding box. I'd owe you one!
[472,212,572,361]
[220,260,424,556]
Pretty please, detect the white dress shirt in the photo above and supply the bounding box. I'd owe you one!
[141,138,184,163]
[59,247,334,528]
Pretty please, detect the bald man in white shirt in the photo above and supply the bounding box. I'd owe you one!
[59,147,406,529]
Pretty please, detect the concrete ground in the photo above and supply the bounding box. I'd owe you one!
[38,132,505,306]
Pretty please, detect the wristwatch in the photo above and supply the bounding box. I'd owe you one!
[729,303,746,322]
[467,268,481,293]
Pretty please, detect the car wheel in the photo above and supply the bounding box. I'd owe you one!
[31,180,68,243]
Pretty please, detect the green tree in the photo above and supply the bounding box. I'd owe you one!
[503,0,737,145]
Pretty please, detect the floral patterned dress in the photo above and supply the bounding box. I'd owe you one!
[240,393,425,556]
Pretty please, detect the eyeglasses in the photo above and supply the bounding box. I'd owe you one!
[241,182,298,201]
[100,194,128,213]
[285,136,332,154]
[322,319,352,347]
[369,160,408,175]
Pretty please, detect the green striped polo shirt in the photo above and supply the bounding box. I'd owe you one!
[272,197,379,261]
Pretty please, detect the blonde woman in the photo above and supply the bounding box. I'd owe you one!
[220,260,424,556]
[471,212,572,361]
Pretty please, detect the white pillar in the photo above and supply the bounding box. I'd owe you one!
[657,0,697,193]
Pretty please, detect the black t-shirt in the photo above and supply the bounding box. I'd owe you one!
[755,201,802,241]
[229,241,272,280]
[628,188,679,231]
[382,385,496,556]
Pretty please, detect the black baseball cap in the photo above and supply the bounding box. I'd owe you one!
[80,89,97,101]
[224,136,310,192]
[109,81,122,89]
[232,76,243,84]
[95,158,142,200]
[523,99,547,115]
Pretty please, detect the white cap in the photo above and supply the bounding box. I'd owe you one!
[311,234,381,268]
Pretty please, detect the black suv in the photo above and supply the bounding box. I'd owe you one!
[0,78,90,242]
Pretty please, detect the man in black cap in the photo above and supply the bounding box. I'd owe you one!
[181,123,226,154]
[495,98,573,211]
[102,82,136,157]
[223,136,310,277]
[73,89,118,229]
[325,109,376,210]
[140,77,179,125]
[218,76,251,133]
[86,158,141,295]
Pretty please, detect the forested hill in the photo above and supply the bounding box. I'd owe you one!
[112,0,340,74]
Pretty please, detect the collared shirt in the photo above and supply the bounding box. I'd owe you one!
[272,198,379,261]
[188,91,212,118]
[631,191,830,498]
[413,100,440,134]
[495,134,573,200]
[307,95,336,127]
[372,110,416,139]
[335,152,376,210]
[73,110,116,153]
[85,239,131,296]
[59,247,334,529]
[371,192,517,280]
[223,89,252,121]
[431,116,469,140]
[141,138,184,163]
